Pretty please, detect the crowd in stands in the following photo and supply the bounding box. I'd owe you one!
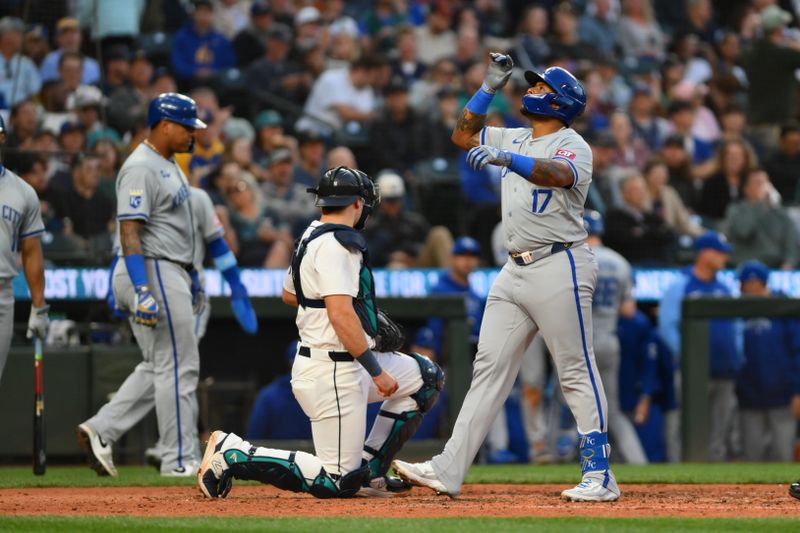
[3,0,800,462]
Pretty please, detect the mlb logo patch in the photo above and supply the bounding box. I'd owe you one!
[129,189,143,209]
[555,149,576,160]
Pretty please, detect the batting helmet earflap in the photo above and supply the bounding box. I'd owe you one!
[583,210,604,236]
[522,67,586,126]
[308,167,379,208]
[147,93,208,129]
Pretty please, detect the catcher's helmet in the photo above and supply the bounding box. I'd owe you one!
[308,166,379,208]
[583,210,604,236]
[147,93,207,129]
[522,67,586,126]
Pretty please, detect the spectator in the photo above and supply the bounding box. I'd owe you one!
[177,109,224,186]
[106,50,153,135]
[735,260,800,462]
[609,109,652,170]
[764,124,800,204]
[93,138,120,203]
[718,103,764,161]
[232,1,274,67]
[212,0,250,40]
[246,24,309,110]
[5,99,39,149]
[171,0,236,85]
[365,77,422,175]
[416,87,463,162]
[511,5,550,72]
[658,231,742,462]
[293,131,325,187]
[643,158,704,237]
[293,6,324,51]
[50,153,114,241]
[629,84,670,151]
[451,26,482,74]
[712,31,748,107]
[76,0,145,50]
[97,45,131,97]
[326,145,358,169]
[671,81,720,145]
[414,4,456,66]
[666,99,714,166]
[739,5,800,152]
[225,173,293,267]
[660,134,699,210]
[295,55,381,135]
[548,2,598,62]
[617,0,666,61]
[679,0,716,45]
[57,51,85,103]
[724,169,798,269]
[605,173,676,265]
[578,0,619,57]
[0,17,42,107]
[363,171,453,268]
[360,0,408,50]
[697,138,757,221]
[39,17,100,85]
[226,135,266,183]
[70,86,120,144]
[22,25,49,67]
[260,147,317,234]
[57,121,86,157]
[252,110,285,168]
[326,17,361,70]
[585,131,625,216]
[391,26,426,85]
[408,58,459,115]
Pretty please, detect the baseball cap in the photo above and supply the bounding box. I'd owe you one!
[412,327,436,350]
[55,17,79,33]
[663,134,685,148]
[0,17,24,35]
[453,236,481,256]
[59,121,85,135]
[295,6,321,26]
[376,172,405,199]
[385,76,409,95]
[254,109,283,129]
[694,231,733,254]
[269,147,293,166]
[251,0,272,16]
[760,5,792,32]
[71,85,105,109]
[591,130,616,149]
[267,23,292,42]
[297,130,323,146]
[737,260,769,284]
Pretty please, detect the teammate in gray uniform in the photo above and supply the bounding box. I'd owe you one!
[584,211,647,464]
[393,55,620,501]
[0,114,49,384]
[77,93,208,477]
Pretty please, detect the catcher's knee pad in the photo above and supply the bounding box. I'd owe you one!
[365,409,424,478]
[224,448,308,493]
[409,352,444,412]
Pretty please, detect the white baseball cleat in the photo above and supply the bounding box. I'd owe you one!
[391,460,453,496]
[76,423,118,477]
[197,430,234,498]
[560,471,620,502]
[162,460,200,477]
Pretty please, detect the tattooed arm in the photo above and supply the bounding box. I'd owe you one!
[119,219,145,256]
[451,108,485,150]
[525,159,575,189]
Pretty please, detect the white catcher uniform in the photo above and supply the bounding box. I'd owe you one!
[426,126,614,495]
[0,166,44,382]
[83,142,200,474]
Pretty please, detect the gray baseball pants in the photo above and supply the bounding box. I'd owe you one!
[0,279,12,384]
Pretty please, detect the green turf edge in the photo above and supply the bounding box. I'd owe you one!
[1,463,798,489]
[1,516,800,533]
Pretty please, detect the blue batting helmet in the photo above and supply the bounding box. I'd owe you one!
[583,210,604,236]
[147,93,207,129]
[522,67,586,125]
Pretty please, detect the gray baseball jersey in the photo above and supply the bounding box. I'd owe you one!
[115,143,194,265]
[591,245,633,340]
[0,167,44,278]
[190,187,224,275]
[481,126,592,251]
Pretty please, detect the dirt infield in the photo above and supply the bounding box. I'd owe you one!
[1,484,796,518]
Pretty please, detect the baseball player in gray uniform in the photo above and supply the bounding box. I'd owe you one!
[394,55,620,501]
[77,93,208,477]
[197,167,444,500]
[0,114,49,384]
[584,210,647,465]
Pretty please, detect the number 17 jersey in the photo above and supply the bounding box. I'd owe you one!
[481,126,593,252]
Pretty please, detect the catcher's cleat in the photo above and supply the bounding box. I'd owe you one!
[76,423,118,477]
[358,475,412,498]
[790,480,800,500]
[391,459,454,497]
[561,471,620,502]
[198,431,234,498]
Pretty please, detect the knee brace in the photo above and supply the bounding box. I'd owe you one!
[409,352,445,412]
[578,431,610,474]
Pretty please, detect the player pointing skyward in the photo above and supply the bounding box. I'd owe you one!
[393,54,620,502]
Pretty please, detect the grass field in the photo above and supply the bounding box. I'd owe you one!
[1,464,798,532]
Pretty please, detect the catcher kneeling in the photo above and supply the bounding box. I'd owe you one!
[198,167,444,499]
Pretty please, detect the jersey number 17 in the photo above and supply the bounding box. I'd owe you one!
[531,189,552,214]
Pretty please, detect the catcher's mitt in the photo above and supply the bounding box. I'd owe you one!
[375,310,405,352]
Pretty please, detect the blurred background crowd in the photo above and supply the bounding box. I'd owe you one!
[2,0,800,464]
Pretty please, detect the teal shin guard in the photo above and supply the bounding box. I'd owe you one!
[364,409,423,478]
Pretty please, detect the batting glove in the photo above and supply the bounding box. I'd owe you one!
[190,269,205,316]
[134,287,159,327]
[230,283,258,335]
[482,52,514,93]
[26,304,50,339]
[467,145,513,171]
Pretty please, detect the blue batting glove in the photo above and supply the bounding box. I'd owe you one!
[230,283,258,335]
[134,287,159,327]
[466,145,512,171]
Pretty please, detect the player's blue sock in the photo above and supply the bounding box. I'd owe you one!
[578,431,610,482]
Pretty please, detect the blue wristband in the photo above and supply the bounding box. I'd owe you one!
[465,85,495,115]
[508,153,536,178]
[124,254,148,291]
[356,349,383,377]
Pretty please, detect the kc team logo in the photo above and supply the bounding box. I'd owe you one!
[129,189,143,209]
